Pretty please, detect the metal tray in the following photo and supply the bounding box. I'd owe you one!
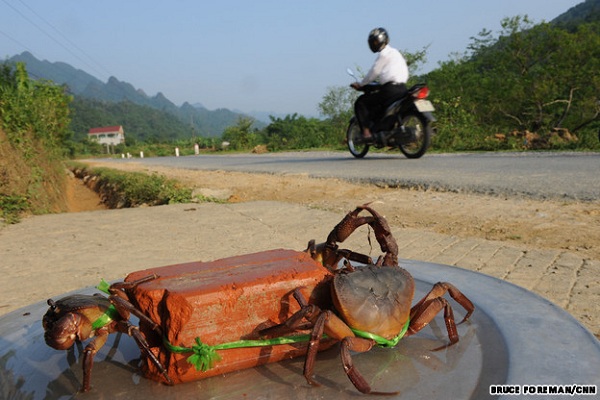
[1,260,598,399]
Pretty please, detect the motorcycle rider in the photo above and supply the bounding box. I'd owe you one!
[351,28,409,142]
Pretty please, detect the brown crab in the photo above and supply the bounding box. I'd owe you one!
[42,274,173,392]
[263,203,475,395]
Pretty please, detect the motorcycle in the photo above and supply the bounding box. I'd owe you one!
[346,69,436,159]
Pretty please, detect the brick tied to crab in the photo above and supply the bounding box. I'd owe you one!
[125,203,474,395]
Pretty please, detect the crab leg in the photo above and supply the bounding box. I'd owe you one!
[257,289,380,393]
[306,310,398,395]
[340,337,399,395]
[107,275,173,385]
[258,288,320,338]
[408,297,459,350]
[411,282,474,323]
[109,294,163,333]
[81,331,109,392]
[115,320,174,385]
[407,282,475,350]
[109,275,163,333]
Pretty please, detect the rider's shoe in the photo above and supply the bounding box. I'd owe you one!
[362,128,374,144]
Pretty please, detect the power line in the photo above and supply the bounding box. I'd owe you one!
[0,28,34,53]
[16,0,113,78]
[0,0,110,80]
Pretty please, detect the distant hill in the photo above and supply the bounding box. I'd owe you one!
[552,0,600,28]
[8,52,264,139]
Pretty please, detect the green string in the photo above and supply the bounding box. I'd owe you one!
[92,279,411,369]
[164,334,315,372]
[164,318,410,372]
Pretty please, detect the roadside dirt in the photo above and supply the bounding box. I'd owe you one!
[65,171,108,212]
[81,161,600,261]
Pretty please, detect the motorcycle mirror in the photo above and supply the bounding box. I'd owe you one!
[346,68,357,80]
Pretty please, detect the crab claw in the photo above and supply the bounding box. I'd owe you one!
[357,204,399,267]
[326,206,375,245]
[307,203,399,270]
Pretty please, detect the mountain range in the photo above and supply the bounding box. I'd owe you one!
[8,51,266,139]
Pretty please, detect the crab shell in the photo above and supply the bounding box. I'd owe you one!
[332,265,415,340]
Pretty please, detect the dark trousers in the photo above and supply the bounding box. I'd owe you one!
[354,82,407,132]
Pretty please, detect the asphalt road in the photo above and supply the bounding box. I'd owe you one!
[102,151,600,201]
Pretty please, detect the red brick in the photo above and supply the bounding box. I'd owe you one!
[125,249,334,384]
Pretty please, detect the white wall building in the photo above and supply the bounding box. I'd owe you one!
[88,125,125,146]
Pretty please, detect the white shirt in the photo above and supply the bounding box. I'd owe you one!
[360,45,409,86]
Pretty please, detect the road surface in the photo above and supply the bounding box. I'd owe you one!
[99,151,599,201]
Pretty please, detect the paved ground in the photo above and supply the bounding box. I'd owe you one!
[0,201,598,339]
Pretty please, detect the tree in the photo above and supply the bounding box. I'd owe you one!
[221,117,257,150]
[258,114,335,150]
[317,85,357,143]
[1,62,73,150]
[467,16,599,134]
[424,15,600,150]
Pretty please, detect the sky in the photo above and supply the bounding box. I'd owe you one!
[0,0,585,117]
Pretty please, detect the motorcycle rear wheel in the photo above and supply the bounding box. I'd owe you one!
[399,112,431,159]
[347,120,370,158]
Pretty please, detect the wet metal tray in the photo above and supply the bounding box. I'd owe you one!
[1,260,599,399]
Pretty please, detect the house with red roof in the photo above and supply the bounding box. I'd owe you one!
[88,126,125,146]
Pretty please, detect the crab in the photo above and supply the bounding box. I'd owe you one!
[262,204,475,395]
[42,274,173,392]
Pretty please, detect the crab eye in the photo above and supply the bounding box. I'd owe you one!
[47,299,57,311]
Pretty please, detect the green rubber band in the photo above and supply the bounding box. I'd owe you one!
[91,305,120,330]
[350,318,410,348]
[97,278,111,294]
[90,279,119,330]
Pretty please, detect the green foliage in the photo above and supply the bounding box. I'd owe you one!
[318,85,357,141]
[553,0,600,30]
[222,117,258,150]
[424,16,600,151]
[0,194,28,224]
[403,46,430,78]
[73,164,193,206]
[259,114,339,151]
[0,62,72,153]
[1,61,72,222]
[69,97,194,142]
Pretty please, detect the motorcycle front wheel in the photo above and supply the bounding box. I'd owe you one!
[347,119,370,158]
[399,112,431,159]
